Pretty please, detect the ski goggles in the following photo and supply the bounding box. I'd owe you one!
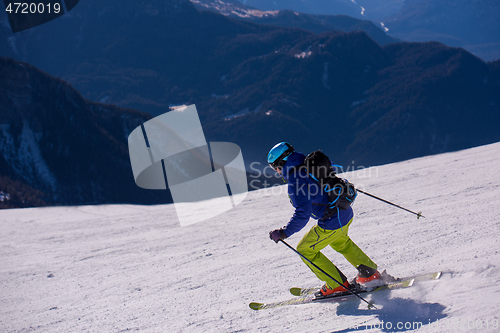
[268,144,294,171]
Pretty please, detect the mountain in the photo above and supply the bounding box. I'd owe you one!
[355,0,405,20]
[1,0,500,196]
[2,141,500,331]
[209,39,500,167]
[228,0,500,61]
[0,0,284,116]
[191,0,398,46]
[0,57,169,208]
[0,55,285,208]
[382,0,500,61]
[234,0,363,18]
[233,0,405,21]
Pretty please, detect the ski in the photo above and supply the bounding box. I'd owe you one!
[249,271,441,311]
[250,278,411,311]
[291,271,441,296]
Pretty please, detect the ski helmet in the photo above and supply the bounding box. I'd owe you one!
[267,142,294,171]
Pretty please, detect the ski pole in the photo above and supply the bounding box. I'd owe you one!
[279,239,377,309]
[357,189,424,219]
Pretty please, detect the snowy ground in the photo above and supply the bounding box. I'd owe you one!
[1,142,500,332]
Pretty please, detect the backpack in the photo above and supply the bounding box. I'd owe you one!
[304,150,357,221]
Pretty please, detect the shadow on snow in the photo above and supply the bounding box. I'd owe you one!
[329,289,447,332]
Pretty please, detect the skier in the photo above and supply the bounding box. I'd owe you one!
[267,142,383,297]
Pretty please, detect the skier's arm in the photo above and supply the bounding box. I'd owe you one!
[282,179,311,237]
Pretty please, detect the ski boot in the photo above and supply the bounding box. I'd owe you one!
[314,280,350,298]
[355,265,390,290]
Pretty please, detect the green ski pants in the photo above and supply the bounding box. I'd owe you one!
[296,218,377,289]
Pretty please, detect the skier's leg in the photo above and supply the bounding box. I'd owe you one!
[296,225,348,288]
[330,218,377,273]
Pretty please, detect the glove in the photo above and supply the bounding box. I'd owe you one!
[269,229,287,243]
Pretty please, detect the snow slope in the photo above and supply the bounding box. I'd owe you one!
[1,142,500,332]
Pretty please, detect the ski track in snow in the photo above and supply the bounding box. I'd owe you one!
[1,142,500,332]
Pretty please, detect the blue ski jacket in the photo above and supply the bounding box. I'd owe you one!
[280,152,353,238]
